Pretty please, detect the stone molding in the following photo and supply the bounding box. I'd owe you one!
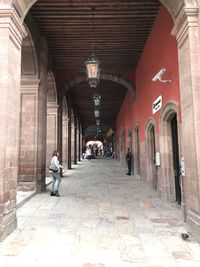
[47,102,59,112]
[21,78,40,93]
[171,7,199,47]
[0,7,27,47]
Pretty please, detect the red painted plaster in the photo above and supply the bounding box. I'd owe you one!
[116,6,180,144]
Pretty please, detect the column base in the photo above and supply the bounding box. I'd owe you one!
[18,182,36,191]
[0,212,17,242]
[187,209,200,243]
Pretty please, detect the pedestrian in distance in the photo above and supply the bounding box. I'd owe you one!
[86,145,92,160]
[49,150,66,197]
[126,148,133,175]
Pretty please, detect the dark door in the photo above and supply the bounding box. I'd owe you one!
[171,114,181,204]
[150,126,157,190]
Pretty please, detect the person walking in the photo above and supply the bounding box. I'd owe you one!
[126,148,133,175]
[49,150,66,197]
[86,145,92,160]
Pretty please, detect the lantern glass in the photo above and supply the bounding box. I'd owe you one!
[85,54,100,88]
[87,63,98,79]
[94,110,100,117]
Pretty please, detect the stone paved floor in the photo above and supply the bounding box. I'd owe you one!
[1,159,200,267]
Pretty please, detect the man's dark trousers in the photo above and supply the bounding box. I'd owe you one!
[127,160,132,175]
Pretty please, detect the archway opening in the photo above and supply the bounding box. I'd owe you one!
[146,123,157,190]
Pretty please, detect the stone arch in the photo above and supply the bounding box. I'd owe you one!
[145,118,157,189]
[159,101,181,203]
[62,72,135,96]
[47,71,57,104]
[21,25,38,77]
[160,101,179,122]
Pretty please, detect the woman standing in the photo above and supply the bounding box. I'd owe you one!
[49,150,66,197]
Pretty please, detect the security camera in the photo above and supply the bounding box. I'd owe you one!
[152,68,173,83]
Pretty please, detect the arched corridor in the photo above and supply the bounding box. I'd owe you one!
[1,159,200,267]
[1,0,200,249]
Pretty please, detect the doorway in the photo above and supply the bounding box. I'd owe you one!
[149,125,157,190]
[146,122,157,190]
[171,114,181,204]
[135,126,140,176]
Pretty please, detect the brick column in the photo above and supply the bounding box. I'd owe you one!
[46,102,58,173]
[172,7,200,240]
[0,6,26,241]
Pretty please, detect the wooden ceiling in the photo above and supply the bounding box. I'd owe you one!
[29,0,161,134]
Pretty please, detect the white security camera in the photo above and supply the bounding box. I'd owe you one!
[152,68,173,83]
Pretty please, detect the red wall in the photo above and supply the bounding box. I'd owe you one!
[116,6,180,143]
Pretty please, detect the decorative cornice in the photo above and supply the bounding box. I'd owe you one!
[21,78,40,93]
[171,7,199,47]
[0,7,27,46]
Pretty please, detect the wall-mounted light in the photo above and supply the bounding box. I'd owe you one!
[152,68,173,83]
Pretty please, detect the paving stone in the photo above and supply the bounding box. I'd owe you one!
[0,160,200,267]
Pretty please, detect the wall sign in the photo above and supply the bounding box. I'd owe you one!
[152,95,162,114]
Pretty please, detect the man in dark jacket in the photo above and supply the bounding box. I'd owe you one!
[126,148,133,175]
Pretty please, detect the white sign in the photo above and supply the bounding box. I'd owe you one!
[152,95,162,114]
[155,152,160,166]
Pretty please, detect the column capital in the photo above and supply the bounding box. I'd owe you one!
[0,7,27,46]
[62,115,68,122]
[171,7,199,47]
[21,78,40,93]
[47,102,59,114]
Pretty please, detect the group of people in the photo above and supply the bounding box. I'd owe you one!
[49,147,133,197]
[82,144,114,160]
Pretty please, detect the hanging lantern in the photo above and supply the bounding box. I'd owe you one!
[85,54,100,88]
[85,7,100,88]
[96,119,100,126]
[93,95,101,106]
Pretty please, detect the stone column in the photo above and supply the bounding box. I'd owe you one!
[71,124,75,164]
[62,115,68,167]
[67,112,72,169]
[18,78,40,191]
[172,7,200,240]
[36,38,48,192]
[0,6,26,241]
[74,122,77,165]
[46,102,58,172]
[77,122,81,161]
[19,38,48,192]
[79,124,83,159]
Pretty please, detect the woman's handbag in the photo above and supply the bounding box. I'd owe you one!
[49,162,59,172]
